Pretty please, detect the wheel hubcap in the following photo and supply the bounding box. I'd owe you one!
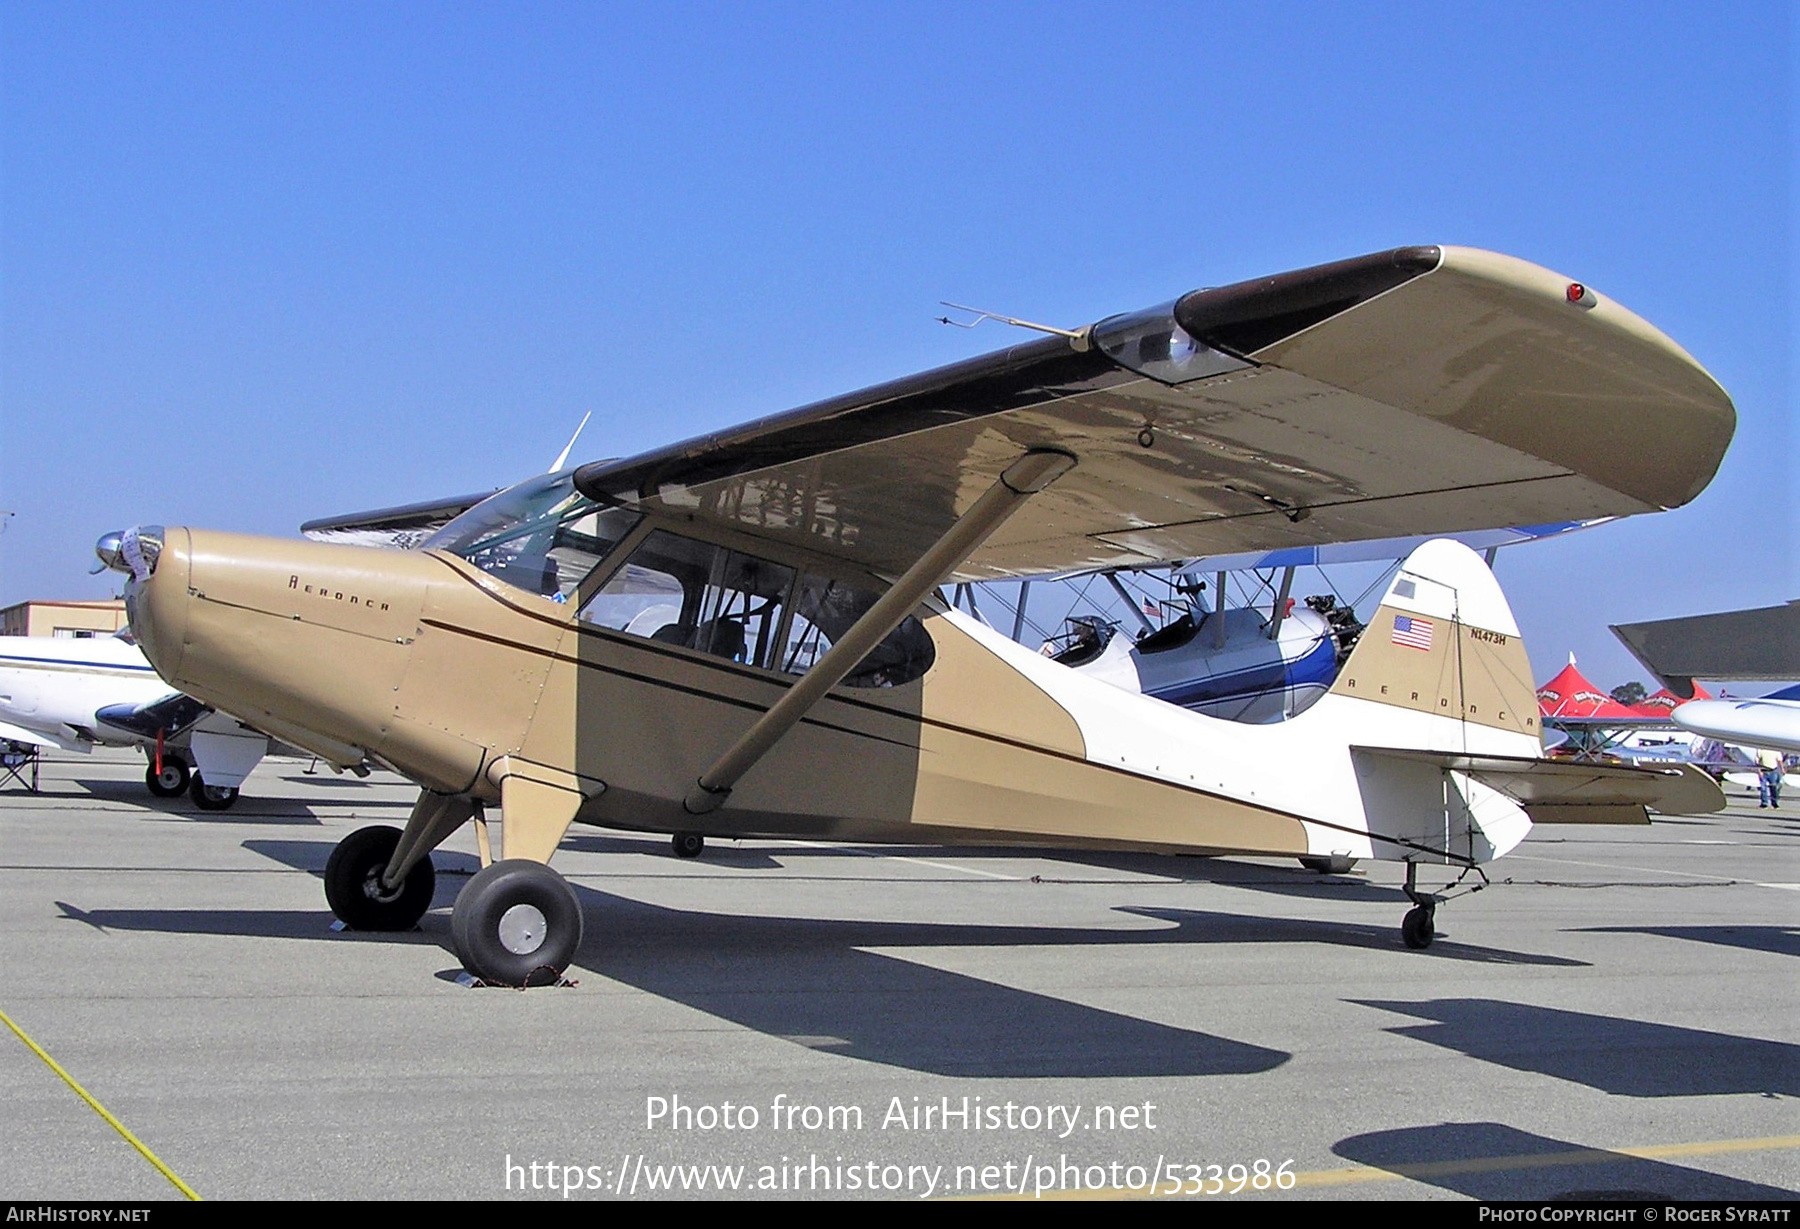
[499,904,548,955]
[362,866,404,904]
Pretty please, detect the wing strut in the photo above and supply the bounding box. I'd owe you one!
[1104,572,1155,636]
[683,448,1078,816]
[1267,566,1297,641]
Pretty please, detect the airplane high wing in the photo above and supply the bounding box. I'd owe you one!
[572,246,1729,580]
[101,245,1736,984]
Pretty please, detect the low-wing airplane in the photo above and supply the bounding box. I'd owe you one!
[101,246,1736,984]
[0,632,270,807]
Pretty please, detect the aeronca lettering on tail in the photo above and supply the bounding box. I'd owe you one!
[100,245,1736,984]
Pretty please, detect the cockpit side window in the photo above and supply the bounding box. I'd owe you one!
[578,531,935,687]
[579,530,794,669]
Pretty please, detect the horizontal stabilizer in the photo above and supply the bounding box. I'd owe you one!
[1353,747,1723,823]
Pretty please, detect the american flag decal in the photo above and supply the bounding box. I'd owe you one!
[1391,614,1434,651]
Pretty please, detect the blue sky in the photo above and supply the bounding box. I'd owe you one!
[1,2,1792,687]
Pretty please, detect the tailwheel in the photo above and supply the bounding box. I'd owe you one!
[671,832,705,859]
[146,758,191,797]
[1399,860,1439,949]
[325,824,437,931]
[188,772,239,811]
[1297,854,1357,875]
[1401,905,1436,949]
[452,860,582,987]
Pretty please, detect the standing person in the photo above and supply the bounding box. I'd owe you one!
[1757,748,1784,808]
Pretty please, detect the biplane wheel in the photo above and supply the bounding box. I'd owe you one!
[672,832,705,859]
[188,772,239,811]
[452,859,582,987]
[1298,855,1357,875]
[1401,905,1436,950]
[325,824,437,932]
[146,759,190,797]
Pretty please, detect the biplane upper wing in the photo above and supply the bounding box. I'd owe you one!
[1170,518,1613,577]
[573,246,1733,582]
[301,490,497,549]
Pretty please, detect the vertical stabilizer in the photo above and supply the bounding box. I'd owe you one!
[1312,540,1542,863]
[1327,539,1541,754]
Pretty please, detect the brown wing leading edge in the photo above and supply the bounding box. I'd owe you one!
[573,245,1734,582]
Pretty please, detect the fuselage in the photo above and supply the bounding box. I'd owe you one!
[1674,699,1800,755]
[122,510,1547,867]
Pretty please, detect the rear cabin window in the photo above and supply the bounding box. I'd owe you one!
[781,573,935,688]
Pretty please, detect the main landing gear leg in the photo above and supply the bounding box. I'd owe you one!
[1401,861,1438,950]
[324,791,474,932]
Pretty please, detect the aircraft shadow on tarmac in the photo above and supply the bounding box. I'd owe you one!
[53,838,1598,1080]
[241,838,481,878]
[1113,907,1583,966]
[548,837,1483,904]
[53,899,441,945]
[272,772,392,788]
[237,838,1576,969]
[550,885,1295,1079]
[53,889,1290,1079]
[1333,1121,1796,1200]
[558,832,787,869]
[55,776,412,825]
[1352,998,1800,1098]
[1574,924,1800,959]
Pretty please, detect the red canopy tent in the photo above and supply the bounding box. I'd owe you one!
[1632,684,1713,719]
[1536,655,1645,721]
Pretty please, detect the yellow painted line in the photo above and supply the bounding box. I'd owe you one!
[1289,1134,1800,1190]
[0,1005,202,1200]
[958,1134,1800,1200]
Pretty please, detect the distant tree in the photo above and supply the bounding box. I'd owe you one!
[1611,681,1648,707]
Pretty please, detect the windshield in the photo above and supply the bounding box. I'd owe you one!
[422,471,639,602]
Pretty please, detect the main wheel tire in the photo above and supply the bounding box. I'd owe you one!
[188,772,239,811]
[1298,854,1357,875]
[452,860,582,987]
[146,759,191,797]
[1401,905,1436,950]
[324,824,437,931]
[671,832,705,859]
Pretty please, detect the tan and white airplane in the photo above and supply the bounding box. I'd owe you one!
[100,246,1735,984]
